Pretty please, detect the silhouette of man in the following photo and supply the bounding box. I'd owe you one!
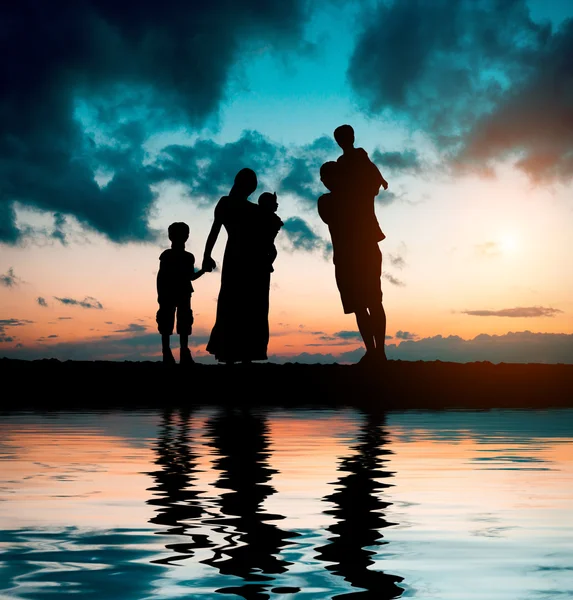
[334,124,388,245]
[318,161,388,364]
[156,222,206,365]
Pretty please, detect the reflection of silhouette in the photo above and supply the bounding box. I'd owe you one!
[202,409,299,599]
[203,169,278,364]
[316,411,404,599]
[318,125,389,365]
[146,408,212,564]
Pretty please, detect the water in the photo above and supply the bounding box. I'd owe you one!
[1,408,572,599]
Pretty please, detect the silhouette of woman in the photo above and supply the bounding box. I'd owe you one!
[202,169,271,363]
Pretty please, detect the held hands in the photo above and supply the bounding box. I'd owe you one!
[382,178,389,191]
[202,256,216,272]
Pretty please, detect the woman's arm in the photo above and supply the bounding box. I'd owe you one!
[202,200,224,271]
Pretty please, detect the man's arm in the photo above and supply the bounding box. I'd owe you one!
[359,148,388,193]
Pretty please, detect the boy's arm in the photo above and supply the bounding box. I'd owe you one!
[190,268,206,281]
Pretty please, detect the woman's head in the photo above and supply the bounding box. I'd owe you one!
[230,168,257,197]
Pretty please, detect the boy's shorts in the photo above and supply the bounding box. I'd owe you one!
[156,299,193,336]
[334,243,382,314]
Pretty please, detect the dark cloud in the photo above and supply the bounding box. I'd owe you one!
[114,323,147,333]
[315,330,362,344]
[349,0,573,182]
[149,130,284,204]
[54,296,104,309]
[383,272,405,286]
[396,330,417,340]
[282,217,332,256]
[52,213,68,245]
[1,331,210,361]
[0,318,33,343]
[0,267,20,287]
[280,136,338,203]
[387,331,573,364]
[372,149,422,173]
[36,297,48,307]
[462,306,563,318]
[332,330,361,340]
[274,331,573,364]
[58,317,73,320]
[0,0,311,244]
[47,334,58,339]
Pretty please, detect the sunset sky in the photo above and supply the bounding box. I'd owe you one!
[1,0,572,363]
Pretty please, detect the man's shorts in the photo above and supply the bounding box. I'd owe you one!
[334,243,382,314]
[156,299,193,336]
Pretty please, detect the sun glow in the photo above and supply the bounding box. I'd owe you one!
[500,232,519,254]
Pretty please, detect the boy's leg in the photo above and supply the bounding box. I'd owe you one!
[177,301,195,365]
[157,305,176,364]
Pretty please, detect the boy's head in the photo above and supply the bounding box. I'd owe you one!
[258,191,278,212]
[320,161,339,192]
[168,222,190,246]
[333,124,355,150]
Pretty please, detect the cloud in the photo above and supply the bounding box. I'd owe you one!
[396,330,418,340]
[149,130,284,204]
[58,317,73,320]
[282,216,332,256]
[1,331,210,361]
[36,297,48,307]
[387,331,573,364]
[0,318,33,343]
[47,334,58,339]
[476,241,502,257]
[0,0,312,244]
[54,296,104,310]
[280,136,338,203]
[383,272,405,286]
[315,330,362,344]
[0,267,20,287]
[372,149,422,173]
[462,306,563,318]
[348,0,573,182]
[52,213,68,246]
[114,323,147,333]
[387,253,406,269]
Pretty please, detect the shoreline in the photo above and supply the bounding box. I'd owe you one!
[2,358,572,411]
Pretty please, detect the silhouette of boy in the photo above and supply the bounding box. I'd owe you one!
[258,191,283,273]
[156,222,205,365]
[334,124,388,244]
[318,161,388,364]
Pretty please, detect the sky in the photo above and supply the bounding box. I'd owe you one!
[1,0,573,363]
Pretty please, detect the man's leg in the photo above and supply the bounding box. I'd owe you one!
[355,308,375,354]
[369,302,387,360]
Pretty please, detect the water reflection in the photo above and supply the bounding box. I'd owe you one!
[1,408,572,599]
[202,408,300,599]
[147,408,212,564]
[316,411,404,599]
